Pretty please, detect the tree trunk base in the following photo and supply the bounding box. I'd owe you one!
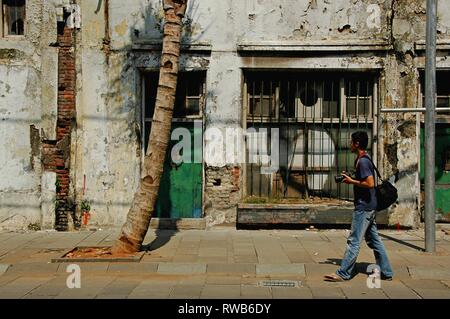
[111,234,142,254]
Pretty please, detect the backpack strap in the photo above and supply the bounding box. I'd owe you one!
[360,154,384,182]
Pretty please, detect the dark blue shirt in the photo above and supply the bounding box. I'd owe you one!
[354,155,377,211]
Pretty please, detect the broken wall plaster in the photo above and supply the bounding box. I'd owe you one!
[3,0,450,230]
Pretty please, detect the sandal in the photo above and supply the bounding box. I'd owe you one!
[324,273,345,282]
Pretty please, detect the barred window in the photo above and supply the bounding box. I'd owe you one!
[244,71,377,202]
[142,71,206,153]
[420,70,450,113]
[2,0,25,36]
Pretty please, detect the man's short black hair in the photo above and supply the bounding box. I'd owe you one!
[351,131,369,150]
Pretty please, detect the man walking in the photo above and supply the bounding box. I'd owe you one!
[324,131,393,282]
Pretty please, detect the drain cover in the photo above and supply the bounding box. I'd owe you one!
[260,280,300,288]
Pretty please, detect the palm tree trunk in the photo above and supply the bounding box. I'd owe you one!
[112,0,188,254]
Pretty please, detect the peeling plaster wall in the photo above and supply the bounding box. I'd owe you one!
[75,0,450,228]
[0,0,58,230]
[3,1,447,230]
[379,0,444,228]
[74,0,142,227]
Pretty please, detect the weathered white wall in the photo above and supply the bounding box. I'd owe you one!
[74,0,142,227]
[2,0,449,229]
[74,0,450,228]
[0,0,58,230]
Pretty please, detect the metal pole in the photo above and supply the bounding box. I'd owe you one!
[425,0,437,253]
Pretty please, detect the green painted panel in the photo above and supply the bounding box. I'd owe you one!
[155,123,203,219]
[420,125,450,218]
[420,125,450,184]
[436,187,450,219]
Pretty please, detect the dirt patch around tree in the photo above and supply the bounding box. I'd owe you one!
[52,246,145,263]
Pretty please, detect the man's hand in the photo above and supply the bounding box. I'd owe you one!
[343,172,375,189]
[342,172,356,185]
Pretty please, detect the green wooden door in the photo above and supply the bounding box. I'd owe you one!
[420,125,450,221]
[154,123,203,218]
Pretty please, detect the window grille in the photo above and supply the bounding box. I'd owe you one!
[142,71,206,154]
[244,71,376,202]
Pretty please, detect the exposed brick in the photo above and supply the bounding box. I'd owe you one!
[53,25,77,231]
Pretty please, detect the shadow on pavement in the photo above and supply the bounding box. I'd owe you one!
[141,229,178,252]
[379,233,424,252]
[320,259,384,278]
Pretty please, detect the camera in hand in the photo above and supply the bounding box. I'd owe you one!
[335,171,355,183]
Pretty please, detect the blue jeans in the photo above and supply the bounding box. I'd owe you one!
[336,210,393,280]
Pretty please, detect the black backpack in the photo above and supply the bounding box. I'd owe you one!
[362,156,398,211]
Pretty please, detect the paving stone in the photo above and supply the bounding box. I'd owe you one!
[197,256,228,264]
[170,284,203,299]
[401,279,450,290]
[442,281,450,289]
[96,278,142,297]
[54,276,116,299]
[2,233,46,250]
[0,248,42,264]
[234,256,258,263]
[284,252,315,263]
[408,266,450,280]
[76,231,111,247]
[199,248,227,257]
[309,287,346,299]
[241,277,264,286]
[27,233,91,250]
[107,263,158,274]
[172,254,198,263]
[7,262,59,274]
[413,288,450,299]
[380,281,421,299]
[339,285,388,299]
[0,274,20,287]
[206,275,242,285]
[233,250,256,256]
[158,263,206,275]
[390,266,411,280]
[256,264,305,276]
[96,294,129,299]
[304,263,338,279]
[57,262,109,273]
[0,276,53,299]
[178,275,207,285]
[207,263,255,275]
[141,255,173,263]
[200,284,241,299]
[22,276,68,298]
[255,253,291,264]
[240,285,272,299]
[271,287,313,299]
[128,280,176,299]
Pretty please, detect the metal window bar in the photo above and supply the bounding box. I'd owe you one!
[250,80,255,197]
[320,80,324,199]
[259,79,263,198]
[312,79,316,195]
[269,80,273,199]
[302,80,309,198]
[329,80,334,199]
